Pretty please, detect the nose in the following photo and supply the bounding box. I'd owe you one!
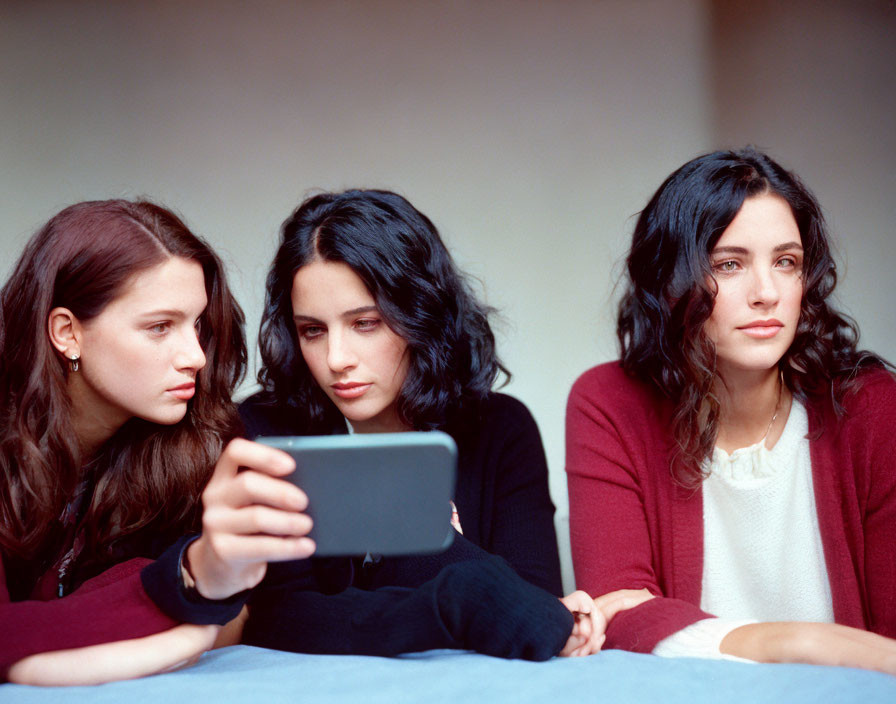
[176,326,207,373]
[326,331,357,373]
[748,266,780,308]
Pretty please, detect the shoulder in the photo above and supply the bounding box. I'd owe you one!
[807,366,896,427]
[567,360,663,420]
[847,367,896,412]
[238,391,302,439]
[452,391,540,445]
[477,391,536,425]
[449,392,545,462]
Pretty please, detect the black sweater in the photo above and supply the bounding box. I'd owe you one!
[239,391,562,595]
[142,393,571,660]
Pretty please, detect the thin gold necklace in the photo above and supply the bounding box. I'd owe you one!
[760,371,784,446]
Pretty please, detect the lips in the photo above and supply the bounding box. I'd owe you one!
[331,382,371,400]
[167,382,196,401]
[737,319,784,339]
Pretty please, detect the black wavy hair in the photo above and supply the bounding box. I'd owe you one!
[256,189,508,432]
[617,147,883,486]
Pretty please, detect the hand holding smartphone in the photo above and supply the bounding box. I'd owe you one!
[257,431,457,556]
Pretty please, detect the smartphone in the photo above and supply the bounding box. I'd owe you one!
[257,431,457,556]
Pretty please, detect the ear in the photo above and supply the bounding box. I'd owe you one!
[47,307,83,360]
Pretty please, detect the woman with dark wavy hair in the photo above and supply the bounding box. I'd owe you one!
[0,200,307,684]
[566,148,896,674]
[219,189,617,660]
[243,188,561,591]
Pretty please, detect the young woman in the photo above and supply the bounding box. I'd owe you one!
[225,189,607,659]
[566,148,896,674]
[0,199,304,684]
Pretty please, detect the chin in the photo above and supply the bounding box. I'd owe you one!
[142,408,190,426]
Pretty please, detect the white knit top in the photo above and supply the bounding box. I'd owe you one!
[653,400,834,660]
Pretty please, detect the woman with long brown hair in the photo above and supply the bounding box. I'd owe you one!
[566,147,896,674]
[0,200,304,684]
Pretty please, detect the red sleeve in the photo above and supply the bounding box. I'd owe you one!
[1,557,179,674]
[565,365,711,652]
[856,372,896,638]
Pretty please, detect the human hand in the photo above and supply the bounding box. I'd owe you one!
[6,623,220,686]
[592,587,655,626]
[186,438,315,600]
[558,590,607,657]
[721,621,896,675]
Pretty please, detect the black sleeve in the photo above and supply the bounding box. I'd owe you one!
[140,535,249,625]
[242,556,574,661]
[476,395,564,596]
[362,532,495,590]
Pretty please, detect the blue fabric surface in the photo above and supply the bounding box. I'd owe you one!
[3,645,895,703]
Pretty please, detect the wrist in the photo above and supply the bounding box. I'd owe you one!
[180,541,204,600]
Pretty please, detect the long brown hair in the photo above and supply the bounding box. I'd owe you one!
[0,200,246,568]
[617,148,883,487]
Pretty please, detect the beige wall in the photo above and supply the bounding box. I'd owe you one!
[710,0,896,360]
[2,0,892,591]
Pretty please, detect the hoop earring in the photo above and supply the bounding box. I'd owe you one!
[68,354,80,372]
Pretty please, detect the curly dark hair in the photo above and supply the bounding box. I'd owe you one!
[256,189,508,432]
[617,147,883,486]
[0,200,246,581]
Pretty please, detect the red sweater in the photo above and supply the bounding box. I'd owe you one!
[566,361,896,653]
[0,556,178,676]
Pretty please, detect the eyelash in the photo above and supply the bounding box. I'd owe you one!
[354,318,379,332]
[776,256,799,269]
[711,256,801,273]
[298,318,380,340]
[299,325,325,340]
[713,260,740,273]
[147,318,203,338]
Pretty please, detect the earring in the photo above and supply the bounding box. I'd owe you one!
[68,354,80,372]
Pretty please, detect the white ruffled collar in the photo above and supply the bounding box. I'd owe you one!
[708,400,808,481]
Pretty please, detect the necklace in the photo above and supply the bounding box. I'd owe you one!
[759,371,784,446]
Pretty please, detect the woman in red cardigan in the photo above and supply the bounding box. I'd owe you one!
[567,147,896,674]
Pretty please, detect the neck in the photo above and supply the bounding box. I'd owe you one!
[714,367,789,453]
[67,376,125,456]
[345,410,411,434]
[70,406,117,457]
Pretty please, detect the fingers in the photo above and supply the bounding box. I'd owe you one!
[593,588,654,623]
[560,589,594,615]
[205,439,307,514]
[188,439,317,599]
[204,467,309,514]
[202,534,316,565]
[204,503,313,539]
[213,438,299,482]
[560,587,652,657]
[558,618,587,657]
[559,613,607,657]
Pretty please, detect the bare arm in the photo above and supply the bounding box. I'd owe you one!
[721,621,896,675]
[5,622,220,686]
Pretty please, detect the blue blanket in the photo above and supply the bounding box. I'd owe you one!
[3,646,895,702]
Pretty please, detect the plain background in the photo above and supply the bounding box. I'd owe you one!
[2,0,894,591]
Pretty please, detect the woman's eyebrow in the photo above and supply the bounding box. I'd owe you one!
[293,313,323,324]
[136,308,188,320]
[342,306,378,316]
[293,306,378,324]
[711,242,803,255]
[710,246,749,255]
